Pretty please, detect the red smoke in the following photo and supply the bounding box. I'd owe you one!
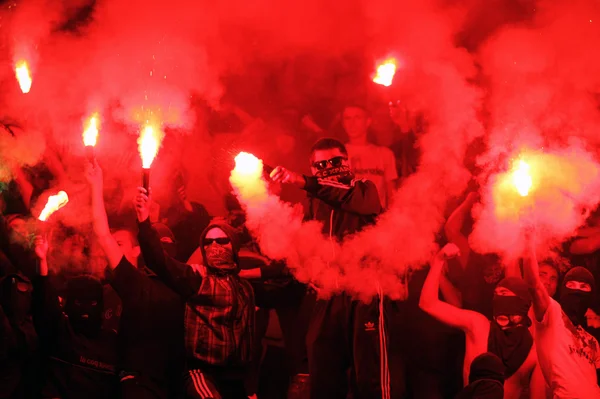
[472,0,600,261]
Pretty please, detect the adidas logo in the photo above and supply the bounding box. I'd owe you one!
[364,322,376,332]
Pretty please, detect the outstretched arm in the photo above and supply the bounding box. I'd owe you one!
[270,166,382,216]
[419,243,485,332]
[522,227,550,323]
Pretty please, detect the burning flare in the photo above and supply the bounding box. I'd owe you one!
[38,191,69,222]
[15,60,32,93]
[234,152,264,179]
[512,159,533,197]
[373,58,397,87]
[83,113,100,147]
[138,124,163,168]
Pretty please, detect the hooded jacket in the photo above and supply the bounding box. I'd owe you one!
[138,218,255,369]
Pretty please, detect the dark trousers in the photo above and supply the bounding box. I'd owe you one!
[306,293,406,399]
[120,377,163,399]
[184,368,247,399]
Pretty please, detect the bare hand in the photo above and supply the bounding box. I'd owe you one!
[436,243,460,261]
[33,235,49,260]
[134,187,152,222]
[84,160,103,191]
[466,191,480,204]
[523,224,536,244]
[269,166,305,187]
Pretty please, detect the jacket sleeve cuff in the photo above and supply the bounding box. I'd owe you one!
[303,175,319,193]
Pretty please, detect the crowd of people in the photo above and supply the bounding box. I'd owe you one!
[2,101,600,399]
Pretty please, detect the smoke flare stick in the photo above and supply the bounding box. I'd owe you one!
[143,168,150,192]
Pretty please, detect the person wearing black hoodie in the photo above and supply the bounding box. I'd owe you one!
[85,161,184,399]
[270,137,386,399]
[134,188,255,399]
[31,235,118,399]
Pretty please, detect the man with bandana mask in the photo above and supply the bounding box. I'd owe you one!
[31,235,118,399]
[85,161,185,399]
[456,352,505,399]
[134,188,255,399]
[420,243,543,398]
[0,252,38,399]
[522,227,600,398]
[270,137,384,399]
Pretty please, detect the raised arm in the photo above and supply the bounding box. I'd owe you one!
[419,243,485,333]
[444,192,478,269]
[134,188,202,299]
[84,161,123,269]
[522,226,550,323]
[270,166,382,216]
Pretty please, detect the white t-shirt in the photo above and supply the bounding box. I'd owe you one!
[346,143,398,209]
[533,298,600,398]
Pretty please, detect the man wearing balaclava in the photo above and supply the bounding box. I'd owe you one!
[270,138,385,399]
[134,186,255,399]
[0,251,38,399]
[420,243,543,398]
[31,235,118,399]
[522,226,600,398]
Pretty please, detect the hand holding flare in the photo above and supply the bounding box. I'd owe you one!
[138,124,163,191]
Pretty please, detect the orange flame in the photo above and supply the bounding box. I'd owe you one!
[15,60,32,93]
[373,58,397,87]
[138,124,164,168]
[38,191,69,221]
[83,113,100,147]
[512,159,533,197]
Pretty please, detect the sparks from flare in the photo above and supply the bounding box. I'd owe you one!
[15,60,32,93]
[373,58,397,87]
[38,191,69,222]
[512,159,533,197]
[83,113,100,146]
[138,124,163,168]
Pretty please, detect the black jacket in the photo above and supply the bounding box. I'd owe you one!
[106,258,185,399]
[303,176,382,239]
[32,276,118,399]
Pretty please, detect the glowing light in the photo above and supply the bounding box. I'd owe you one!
[512,160,533,197]
[138,124,163,168]
[234,152,263,178]
[15,60,32,93]
[373,58,397,87]
[38,191,69,221]
[83,113,100,146]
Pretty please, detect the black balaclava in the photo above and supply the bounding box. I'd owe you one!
[456,352,505,399]
[199,219,240,275]
[488,277,533,379]
[64,276,103,336]
[0,272,32,323]
[559,266,595,327]
[153,223,178,258]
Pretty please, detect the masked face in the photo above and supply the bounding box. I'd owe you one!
[0,274,32,323]
[202,228,236,273]
[160,236,178,258]
[65,276,103,335]
[492,286,531,330]
[310,148,354,184]
[560,280,593,326]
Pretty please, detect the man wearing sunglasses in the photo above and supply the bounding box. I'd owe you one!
[420,243,542,398]
[134,182,255,399]
[270,138,384,399]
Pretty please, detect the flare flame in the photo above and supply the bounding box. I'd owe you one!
[38,191,69,222]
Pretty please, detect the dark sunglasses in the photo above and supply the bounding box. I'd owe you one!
[312,156,347,170]
[203,237,231,246]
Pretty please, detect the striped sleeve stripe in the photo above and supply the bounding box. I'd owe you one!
[317,179,352,189]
